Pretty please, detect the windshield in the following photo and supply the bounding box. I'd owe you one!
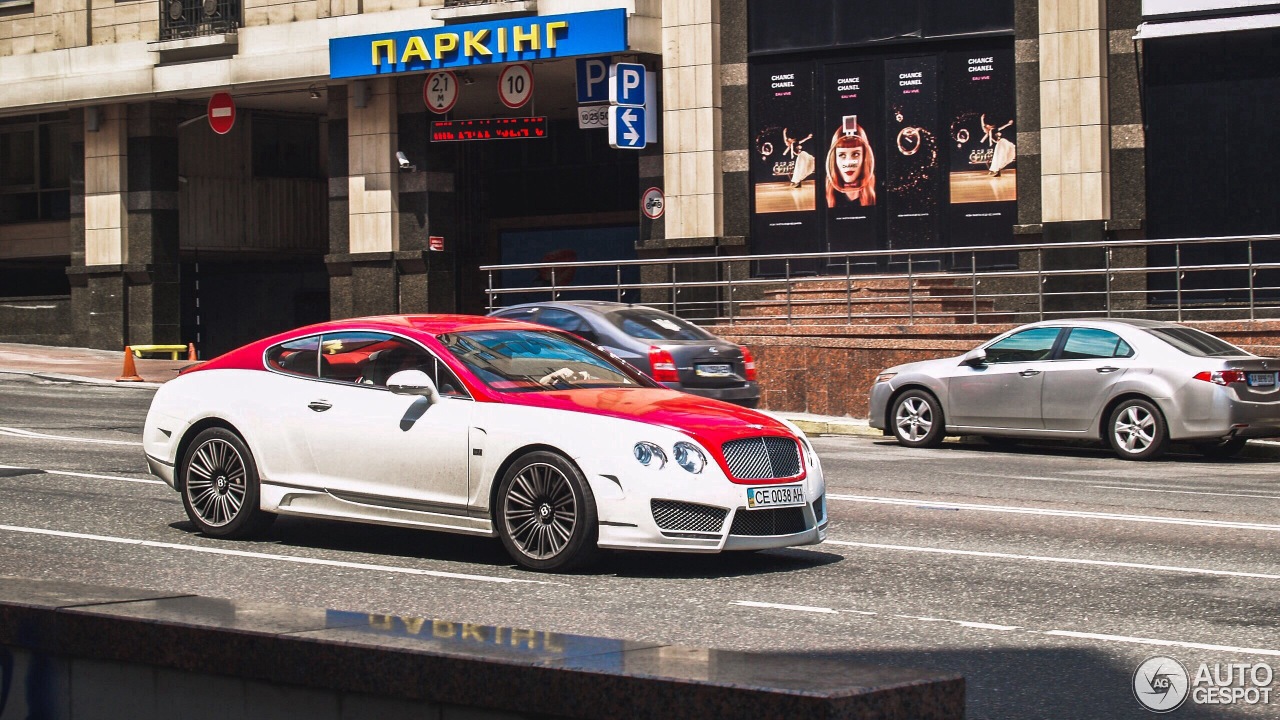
[604,308,715,341]
[439,329,649,392]
[1145,326,1251,358]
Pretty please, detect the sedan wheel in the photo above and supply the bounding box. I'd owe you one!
[891,389,945,448]
[1107,399,1168,461]
[180,428,273,538]
[497,451,599,572]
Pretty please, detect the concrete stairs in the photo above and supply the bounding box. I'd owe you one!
[730,277,999,325]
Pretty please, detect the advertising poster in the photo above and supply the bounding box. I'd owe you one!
[945,48,1016,249]
[822,60,883,258]
[749,61,820,271]
[884,56,942,252]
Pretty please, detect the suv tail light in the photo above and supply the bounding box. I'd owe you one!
[741,345,757,381]
[648,346,680,382]
[1194,370,1246,386]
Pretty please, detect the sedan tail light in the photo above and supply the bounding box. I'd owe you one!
[648,346,680,382]
[1194,370,1247,386]
[741,345,757,381]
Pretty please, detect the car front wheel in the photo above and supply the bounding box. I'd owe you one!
[496,451,600,572]
[891,389,945,448]
[1107,398,1168,461]
[180,427,274,537]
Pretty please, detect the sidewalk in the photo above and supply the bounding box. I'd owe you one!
[0,342,192,388]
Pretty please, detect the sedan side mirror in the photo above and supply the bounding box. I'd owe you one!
[960,349,988,367]
[387,370,440,403]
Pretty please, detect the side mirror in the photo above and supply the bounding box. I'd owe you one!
[960,349,988,367]
[386,369,440,402]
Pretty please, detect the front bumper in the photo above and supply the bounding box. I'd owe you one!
[584,457,827,553]
[868,382,892,430]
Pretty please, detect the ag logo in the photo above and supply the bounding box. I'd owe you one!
[1134,656,1190,713]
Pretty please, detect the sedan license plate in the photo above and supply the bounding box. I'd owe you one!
[746,484,806,509]
[696,363,733,378]
[1248,372,1276,387]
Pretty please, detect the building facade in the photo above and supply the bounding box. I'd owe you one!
[0,0,1277,354]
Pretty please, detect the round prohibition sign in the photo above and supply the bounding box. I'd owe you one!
[207,92,236,135]
[498,63,534,109]
[423,71,458,114]
[642,187,665,219]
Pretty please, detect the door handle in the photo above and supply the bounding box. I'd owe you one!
[1019,369,1041,377]
[1096,366,1120,374]
[308,400,332,412]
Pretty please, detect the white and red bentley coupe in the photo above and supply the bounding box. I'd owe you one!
[143,315,827,571]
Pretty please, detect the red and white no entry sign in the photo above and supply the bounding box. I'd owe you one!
[424,71,458,114]
[208,92,236,135]
[498,64,533,109]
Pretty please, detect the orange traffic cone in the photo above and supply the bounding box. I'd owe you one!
[187,342,197,361]
[116,346,144,382]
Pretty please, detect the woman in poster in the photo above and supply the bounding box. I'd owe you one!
[784,128,815,187]
[989,129,1016,177]
[824,121,877,206]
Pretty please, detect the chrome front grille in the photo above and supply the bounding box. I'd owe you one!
[721,436,801,479]
[729,507,808,536]
[651,500,728,534]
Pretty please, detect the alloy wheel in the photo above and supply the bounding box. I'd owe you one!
[896,396,933,443]
[502,462,579,560]
[185,438,248,527]
[1113,405,1156,454]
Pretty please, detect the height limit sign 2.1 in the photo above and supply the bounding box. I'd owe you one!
[608,62,646,149]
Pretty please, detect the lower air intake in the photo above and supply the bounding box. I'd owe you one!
[729,507,808,536]
[651,499,728,533]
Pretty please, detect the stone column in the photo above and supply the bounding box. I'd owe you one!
[660,0,722,248]
[1039,0,1110,235]
[329,77,401,318]
[70,103,129,349]
[124,103,181,345]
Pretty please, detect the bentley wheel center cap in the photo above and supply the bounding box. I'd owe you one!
[539,503,552,522]
[216,476,227,492]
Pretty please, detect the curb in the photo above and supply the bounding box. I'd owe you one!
[0,369,164,389]
[781,417,881,438]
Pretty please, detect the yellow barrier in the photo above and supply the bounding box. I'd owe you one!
[130,344,190,360]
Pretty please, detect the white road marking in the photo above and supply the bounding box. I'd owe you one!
[1091,485,1280,500]
[828,493,1280,532]
[824,539,1280,580]
[0,524,545,585]
[0,464,163,485]
[0,426,141,446]
[895,615,1021,631]
[1043,630,1280,658]
[732,600,838,614]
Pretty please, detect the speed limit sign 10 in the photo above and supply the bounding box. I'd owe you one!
[498,64,533,109]
[424,71,458,114]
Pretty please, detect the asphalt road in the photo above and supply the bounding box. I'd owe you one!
[1,371,1277,719]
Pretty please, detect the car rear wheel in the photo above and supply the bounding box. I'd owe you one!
[1195,437,1248,460]
[496,451,599,572]
[891,389,945,448]
[1107,398,1168,461]
[180,428,274,537]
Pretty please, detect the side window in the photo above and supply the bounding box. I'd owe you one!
[493,307,539,323]
[984,327,1062,363]
[318,331,470,397]
[536,308,599,343]
[1061,328,1134,360]
[266,336,323,378]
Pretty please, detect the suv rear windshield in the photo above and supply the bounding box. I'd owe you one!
[604,308,714,341]
[1145,326,1250,357]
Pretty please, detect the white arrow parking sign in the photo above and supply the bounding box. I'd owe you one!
[608,106,646,149]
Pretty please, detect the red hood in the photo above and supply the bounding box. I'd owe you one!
[501,389,804,484]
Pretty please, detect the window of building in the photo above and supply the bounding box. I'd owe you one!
[0,114,70,224]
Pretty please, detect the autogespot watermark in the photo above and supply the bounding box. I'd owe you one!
[1134,655,1274,713]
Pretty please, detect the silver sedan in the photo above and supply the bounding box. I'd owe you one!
[869,319,1280,460]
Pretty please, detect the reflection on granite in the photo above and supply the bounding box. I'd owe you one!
[0,578,965,719]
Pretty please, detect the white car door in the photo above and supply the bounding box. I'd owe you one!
[298,332,474,512]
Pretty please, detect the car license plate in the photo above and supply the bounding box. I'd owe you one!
[1248,372,1276,387]
[746,484,806,509]
[696,363,732,378]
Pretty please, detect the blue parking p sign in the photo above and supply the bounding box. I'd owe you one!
[576,57,610,104]
[609,62,646,108]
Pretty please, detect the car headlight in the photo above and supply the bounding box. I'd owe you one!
[874,371,897,384]
[673,441,706,474]
[800,437,819,469]
[633,442,667,468]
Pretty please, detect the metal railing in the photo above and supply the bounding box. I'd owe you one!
[159,0,241,41]
[481,234,1280,327]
